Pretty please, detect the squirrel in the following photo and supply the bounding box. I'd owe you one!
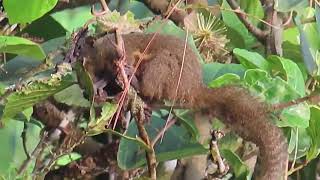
[79,32,288,180]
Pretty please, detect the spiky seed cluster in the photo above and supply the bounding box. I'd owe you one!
[193,13,230,63]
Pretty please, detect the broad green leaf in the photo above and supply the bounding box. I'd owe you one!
[117,115,207,169]
[277,103,310,128]
[208,73,241,88]
[283,27,300,45]
[0,37,65,84]
[74,63,95,121]
[202,63,245,85]
[3,0,58,24]
[22,107,33,122]
[220,149,251,180]
[221,0,256,48]
[244,69,309,128]
[274,0,308,13]
[244,69,300,103]
[240,0,264,26]
[87,102,117,136]
[296,8,320,76]
[75,63,94,102]
[298,28,318,76]
[51,6,93,32]
[316,4,320,35]
[0,36,46,60]
[21,15,67,41]
[0,120,22,174]
[173,109,199,140]
[1,76,74,124]
[233,48,269,71]
[0,120,40,175]
[218,133,242,153]
[268,56,305,96]
[307,106,320,160]
[55,153,81,166]
[54,84,90,107]
[288,127,311,159]
[126,0,154,19]
[0,83,5,96]
[225,26,245,49]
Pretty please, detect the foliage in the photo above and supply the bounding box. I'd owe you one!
[1,0,320,179]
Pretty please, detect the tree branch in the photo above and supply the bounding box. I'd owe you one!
[226,0,269,42]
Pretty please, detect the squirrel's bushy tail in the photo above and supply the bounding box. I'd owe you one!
[194,86,288,180]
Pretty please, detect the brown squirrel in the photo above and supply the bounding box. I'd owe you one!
[80,32,288,180]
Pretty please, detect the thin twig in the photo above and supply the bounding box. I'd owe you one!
[272,94,320,111]
[282,11,293,27]
[287,161,309,175]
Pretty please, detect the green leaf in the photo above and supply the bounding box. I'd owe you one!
[0,83,6,96]
[126,1,154,19]
[1,76,74,124]
[307,106,320,160]
[244,69,301,103]
[22,107,33,122]
[0,120,22,174]
[51,6,93,32]
[316,4,320,35]
[296,8,320,76]
[233,48,269,71]
[220,149,251,180]
[221,0,256,48]
[173,110,199,140]
[208,73,241,88]
[0,37,65,84]
[54,84,90,107]
[117,115,207,169]
[0,36,46,60]
[21,15,67,41]
[55,153,81,166]
[3,0,58,24]
[74,62,95,121]
[218,133,242,152]
[277,103,310,128]
[0,120,41,175]
[240,0,264,26]
[274,0,308,13]
[268,56,305,96]
[87,102,117,136]
[283,27,300,45]
[243,69,310,128]
[202,63,245,85]
[288,127,311,159]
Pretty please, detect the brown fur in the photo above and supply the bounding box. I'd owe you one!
[82,33,288,179]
